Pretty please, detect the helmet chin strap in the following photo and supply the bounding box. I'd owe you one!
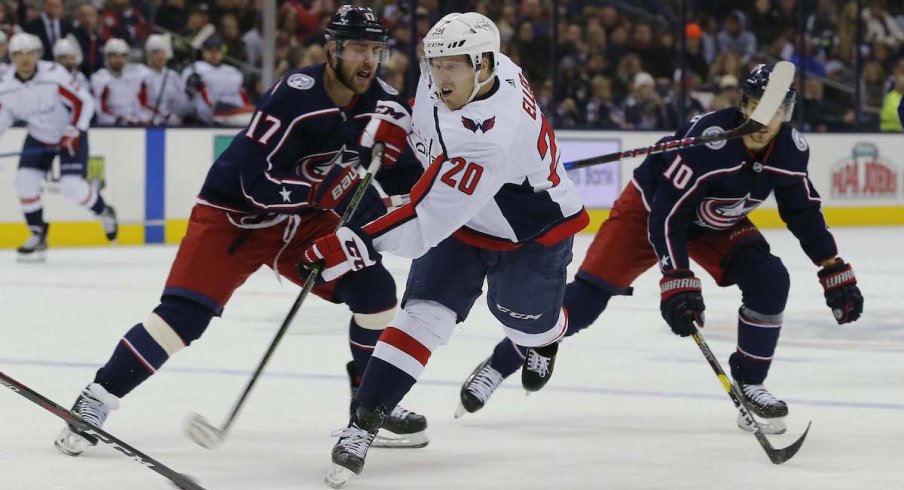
[465,62,496,105]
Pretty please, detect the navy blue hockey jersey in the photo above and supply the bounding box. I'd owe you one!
[632,108,838,272]
[197,64,412,216]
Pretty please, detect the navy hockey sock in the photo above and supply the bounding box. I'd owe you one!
[90,193,107,215]
[488,338,527,377]
[352,356,416,416]
[730,307,783,384]
[348,318,382,382]
[562,278,612,336]
[94,323,170,398]
[24,208,45,232]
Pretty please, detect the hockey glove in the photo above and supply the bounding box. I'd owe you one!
[185,73,203,98]
[818,258,863,324]
[359,100,412,167]
[59,126,80,157]
[301,226,380,283]
[310,163,360,210]
[660,269,705,337]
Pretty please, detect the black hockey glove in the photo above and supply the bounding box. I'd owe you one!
[818,258,863,324]
[660,269,705,337]
[185,73,203,97]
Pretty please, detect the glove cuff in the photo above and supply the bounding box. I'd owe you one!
[660,269,701,297]
[818,260,855,290]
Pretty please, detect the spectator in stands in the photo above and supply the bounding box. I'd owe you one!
[807,0,838,59]
[864,0,904,53]
[555,96,583,129]
[880,70,904,131]
[218,13,245,63]
[0,0,19,40]
[23,0,72,61]
[91,38,150,125]
[716,10,756,63]
[101,0,150,46]
[758,26,794,62]
[804,77,855,132]
[682,23,709,82]
[791,34,828,77]
[497,4,516,45]
[53,37,88,87]
[279,0,320,44]
[707,74,740,111]
[241,14,262,67]
[513,19,549,88]
[707,51,742,87]
[155,0,187,33]
[748,0,777,48]
[599,4,620,38]
[72,2,104,78]
[172,3,213,64]
[622,71,664,130]
[605,23,630,70]
[835,1,858,65]
[773,0,800,35]
[631,22,672,79]
[585,74,622,129]
[663,70,705,129]
[0,31,10,78]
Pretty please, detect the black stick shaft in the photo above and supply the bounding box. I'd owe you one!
[216,144,385,436]
[0,371,205,490]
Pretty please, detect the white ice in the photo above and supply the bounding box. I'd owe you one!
[1,227,902,490]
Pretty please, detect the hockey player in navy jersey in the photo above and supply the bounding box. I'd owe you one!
[0,33,117,262]
[457,64,864,435]
[299,13,589,487]
[54,6,427,457]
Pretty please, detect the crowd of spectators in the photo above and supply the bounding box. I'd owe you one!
[0,0,902,131]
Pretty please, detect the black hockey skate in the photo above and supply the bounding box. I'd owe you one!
[455,357,505,418]
[54,383,119,456]
[521,342,558,392]
[325,405,385,489]
[346,362,428,448]
[736,381,788,434]
[99,205,118,241]
[16,223,49,263]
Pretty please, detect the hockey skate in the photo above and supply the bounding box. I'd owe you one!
[521,342,558,392]
[54,383,120,456]
[325,405,385,489]
[455,357,505,418]
[736,382,788,435]
[347,362,428,448]
[16,224,49,263]
[99,205,118,242]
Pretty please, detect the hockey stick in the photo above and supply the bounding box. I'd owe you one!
[0,370,206,490]
[184,144,386,449]
[0,147,59,159]
[564,61,795,171]
[690,328,811,464]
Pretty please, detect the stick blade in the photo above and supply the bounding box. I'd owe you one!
[184,412,225,449]
[749,61,795,126]
[768,421,812,464]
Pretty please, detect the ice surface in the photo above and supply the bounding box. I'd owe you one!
[1,227,902,489]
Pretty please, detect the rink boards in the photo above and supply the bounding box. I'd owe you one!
[0,128,902,248]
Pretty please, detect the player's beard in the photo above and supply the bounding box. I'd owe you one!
[335,58,374,95]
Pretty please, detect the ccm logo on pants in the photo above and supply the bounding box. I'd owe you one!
[496,304,542,320]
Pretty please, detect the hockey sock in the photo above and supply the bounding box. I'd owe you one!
[94,323,172,398]
[23,208,45,233]
[90,193,107,215]
[348,317,382,383]
[488,338,527,377]
[730,306,783,384]
[562,278,612,336]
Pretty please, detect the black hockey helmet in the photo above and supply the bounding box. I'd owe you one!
[325,5,389,44]
[741,63,796,121]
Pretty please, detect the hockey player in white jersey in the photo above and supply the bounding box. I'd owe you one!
[182,35,251,126]
[0,33,117,262]
[139,34,186,125]
[90,38,149,125]
[53,37,89,88]
[300,12,589,487]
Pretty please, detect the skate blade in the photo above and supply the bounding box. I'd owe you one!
[325,464,357,489]
[54,426,92,456]
[372,429,428,449]
[17,251,46,263]
[737,412,787,435]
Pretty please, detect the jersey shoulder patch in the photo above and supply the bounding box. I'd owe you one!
[376,77,399,95]
[791,127,808,152]
[702,125,727,150]
[287,73,315,90]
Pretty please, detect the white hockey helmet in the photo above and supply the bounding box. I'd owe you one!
[9,33,43,56]
[423,12,500,104]
[104,38,130,56]
[145,33,173,59]
[53,37,83,64]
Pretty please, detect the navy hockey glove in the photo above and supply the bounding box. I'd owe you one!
[818,259,863,324]
[359,100,411,167]
[185,73,203,97]
[660,269,705,337]
[310,163,360,210]
[300,226,380,283]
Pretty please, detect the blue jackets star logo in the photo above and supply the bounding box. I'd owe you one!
[696,194,763,229]
[279,187,292,202]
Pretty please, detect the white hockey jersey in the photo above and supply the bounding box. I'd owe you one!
[182,60,249,124]
[91,63,151,125]
[0,61,94,144]
[139,67,187,125]
[365,54,589,258]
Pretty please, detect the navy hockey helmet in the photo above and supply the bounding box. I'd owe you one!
[325,5,389,44]
[742,64,796,122]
